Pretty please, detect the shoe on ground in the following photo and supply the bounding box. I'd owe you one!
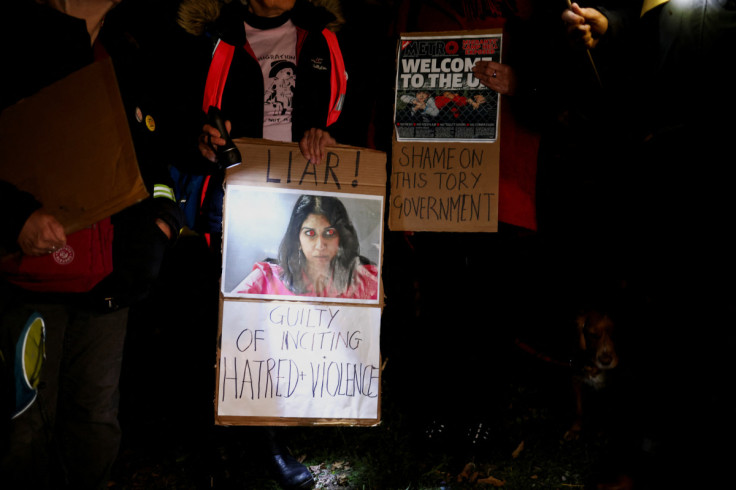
[270,452,314,490]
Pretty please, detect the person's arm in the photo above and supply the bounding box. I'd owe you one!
[472,61,519,96]
[594,4,639,47]
[561,2,610,50]
[1,180,66,256]
[17,210,67,257]
[198,119,232,165]
[299,128,337,165]
[122,108,185,243]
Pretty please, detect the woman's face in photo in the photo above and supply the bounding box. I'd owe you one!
[299,213,340,268]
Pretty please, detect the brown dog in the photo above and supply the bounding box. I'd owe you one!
[564,309,619,441]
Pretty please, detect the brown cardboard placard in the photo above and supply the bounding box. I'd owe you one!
[0,57,148,235]
[389,139,499,232]
[389,29,501,232]
[215,138,386,427]
[225,137,386,196]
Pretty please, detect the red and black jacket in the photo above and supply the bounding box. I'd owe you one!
[181,0,348,236]
[202,0,347,142]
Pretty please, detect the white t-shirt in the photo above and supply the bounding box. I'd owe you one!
[244,19,297,142]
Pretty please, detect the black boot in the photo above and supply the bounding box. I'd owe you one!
[262,428,314,490]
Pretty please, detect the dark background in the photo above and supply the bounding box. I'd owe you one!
[97,1,736,488]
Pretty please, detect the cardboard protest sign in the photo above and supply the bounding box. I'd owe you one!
[215,138,385,426]
[224,138,385,194]
[216,301,381,426]
[389,30,501,233]
[389,140,499,232]
[0,57,148,234]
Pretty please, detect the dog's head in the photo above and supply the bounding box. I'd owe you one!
[576,310,618,373]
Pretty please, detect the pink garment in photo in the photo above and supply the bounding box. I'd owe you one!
[235,261,379,300]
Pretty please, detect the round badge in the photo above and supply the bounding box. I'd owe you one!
[135,106,143,123]
[52,245,75,265]
[145,115,156,132]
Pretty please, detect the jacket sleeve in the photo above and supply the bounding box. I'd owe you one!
[104,38,186,241]
[1,3,90,253]
[0,180,42,254]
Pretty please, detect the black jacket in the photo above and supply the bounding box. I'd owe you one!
[192,0,347,141]
[177,0,348,234]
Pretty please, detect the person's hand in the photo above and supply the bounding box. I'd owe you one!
[17,209,66,256]
[155,219,172,240]
[198,121,232,163]
[472,61,518,96]
[561,2,608,50]
[299,128,336,165]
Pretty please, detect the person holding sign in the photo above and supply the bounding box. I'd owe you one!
[1,1,184,489]
[177,0,349,256]
[233,194,379,299]
[559,2,736,489]
[176,0,351,488]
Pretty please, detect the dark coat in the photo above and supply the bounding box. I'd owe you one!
[185,0,347,141]
[178,0,348,234]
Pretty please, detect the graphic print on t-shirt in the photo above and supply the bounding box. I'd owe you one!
[244,19,297,142]
[265,60,296,117]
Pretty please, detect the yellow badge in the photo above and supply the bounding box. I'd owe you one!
[145,114,156,132]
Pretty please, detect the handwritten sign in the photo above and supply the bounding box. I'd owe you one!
[389,140,499,232]
[216,301,381,425]
[390,30,500,232]
[227,138,386,196]
[216,140,386,426]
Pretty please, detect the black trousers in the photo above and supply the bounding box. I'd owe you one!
[1,294,128,490]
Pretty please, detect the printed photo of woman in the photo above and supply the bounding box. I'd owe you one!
[225,192,381,302]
